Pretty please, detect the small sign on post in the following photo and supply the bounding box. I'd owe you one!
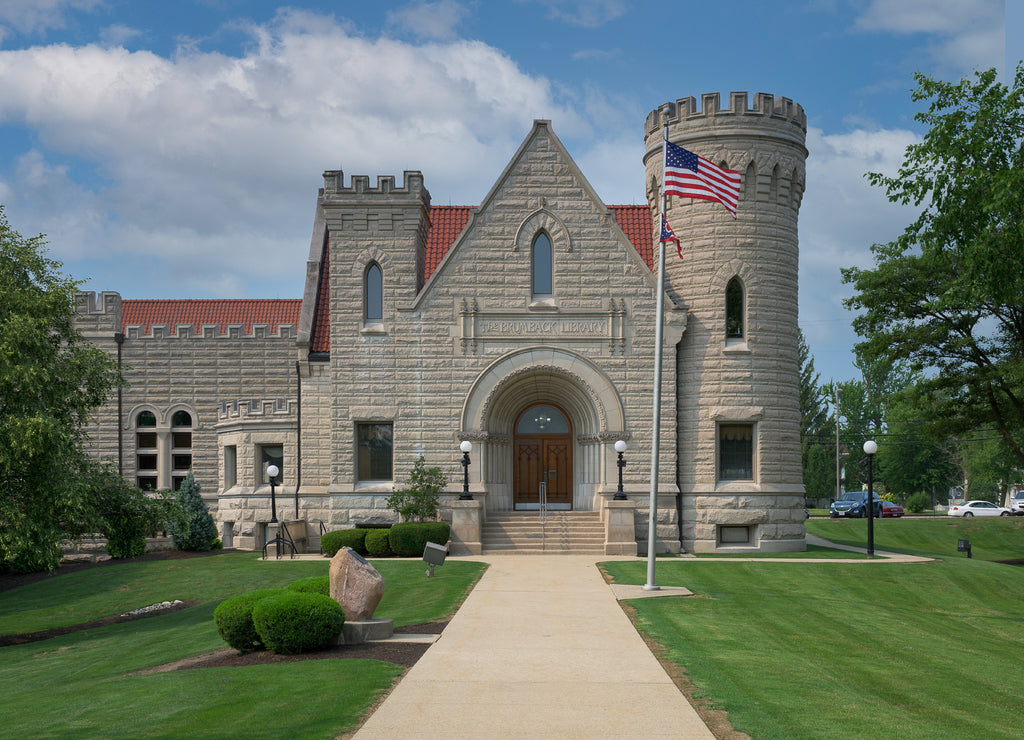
[423,541,447,577]
[957,539,972,558]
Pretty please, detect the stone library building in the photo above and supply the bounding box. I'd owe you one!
[76,91,809,556]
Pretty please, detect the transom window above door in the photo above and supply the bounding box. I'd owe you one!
[516,404,569,434]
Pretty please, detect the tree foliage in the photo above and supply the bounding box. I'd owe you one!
[387,456,447,522]
[168,471,219,551]
[799,331,835,500]
[842,65,1024,466]
[0,207,120,572]
[85,465,175,559]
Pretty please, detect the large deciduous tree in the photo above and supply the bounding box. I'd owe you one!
[798,331,835,501]
[0,207,120,572]
[842,65,1024,466]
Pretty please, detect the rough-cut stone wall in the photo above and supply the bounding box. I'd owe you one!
[644,92,808,553]
[75,292,298,508]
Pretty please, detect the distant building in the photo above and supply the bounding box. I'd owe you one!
[77,92,809,554]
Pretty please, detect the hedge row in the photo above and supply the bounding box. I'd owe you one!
[321,522,450,558]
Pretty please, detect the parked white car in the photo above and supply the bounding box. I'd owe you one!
[1010,493,1024,516]
[948,500,1011,517]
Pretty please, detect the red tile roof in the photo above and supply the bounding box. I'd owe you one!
[608,205,654,271]
[304,203,654,356]
[122,299,302,336]
[425,206,475,281]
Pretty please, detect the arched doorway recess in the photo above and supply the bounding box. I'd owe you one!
[514,404,572,510]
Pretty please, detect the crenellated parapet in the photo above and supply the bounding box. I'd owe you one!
[645,91,805,136]
[121,323,296,340]
[74,292,123,338]
[218,398,297,421]
[320,169,430,205]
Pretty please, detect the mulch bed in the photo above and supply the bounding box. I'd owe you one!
[0,549,444,670]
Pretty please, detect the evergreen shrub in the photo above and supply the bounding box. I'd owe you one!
[251,591,345,654]
[387,456,447,521]
[321,528,369,557]
[365,528,392,557]
[168,472,218,551]
[389,521,450,557]
[213,588,284,652]
[287,576,329,595]
[907,491,931,513]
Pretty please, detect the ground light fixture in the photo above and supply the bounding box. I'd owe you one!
[862,440,877,557]
[267,464,280,524]
[459,441,473,500]
[614,440,628,500]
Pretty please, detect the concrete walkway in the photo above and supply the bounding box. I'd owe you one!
[353,555,714,739]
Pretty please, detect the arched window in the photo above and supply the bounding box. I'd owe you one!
[135,411,158,491]
[365,263,383,321]
[170,409,193,490]
[726,277,744,340]
[532,232,552,297]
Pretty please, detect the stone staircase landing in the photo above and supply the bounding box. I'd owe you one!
[482,511,605,555]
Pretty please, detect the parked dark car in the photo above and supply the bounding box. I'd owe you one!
[881,500,904,518]
[829,491,883,518]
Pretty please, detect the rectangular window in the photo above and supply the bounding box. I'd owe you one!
[357,423,393,481]
[720,525,751,544]
[260,444,284,484]
[172,454,192,472]
[172,432,192,449]
[224,445,237,488]
[137,454,158,471]
[137,476,158,491]
[719,424,754,481]
[136,432,157,449]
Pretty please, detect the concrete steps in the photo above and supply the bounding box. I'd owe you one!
[482,511,605,554]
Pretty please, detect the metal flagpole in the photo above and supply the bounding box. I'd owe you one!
[644,110,671,591]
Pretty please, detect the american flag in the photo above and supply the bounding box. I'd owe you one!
[663,140,740,218]
[660,214,684,259]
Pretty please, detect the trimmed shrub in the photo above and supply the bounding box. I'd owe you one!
[213,588,284,652]
[387,456,447,521]
[287,576,329,595]
[365,528,392,557]
[252,591,345,654]
[389,521,451,557]
[321,528,369,557]
[907,491,931,513]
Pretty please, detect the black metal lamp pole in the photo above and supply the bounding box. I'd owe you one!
[863,441,876,557]
[614,440,627,501]
[268,464,279,524]
[460,441,473,500]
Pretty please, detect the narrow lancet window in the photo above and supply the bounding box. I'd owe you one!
[365,263,383,321]
[532,233,552,297]
[726,277,744,339]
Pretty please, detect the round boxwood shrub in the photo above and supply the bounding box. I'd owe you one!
[365,528,393,557]
[388,521,451,557]
[251,591,345,655]
[320,528,369,557]
[287,575,329,595]
[213,588,284,652]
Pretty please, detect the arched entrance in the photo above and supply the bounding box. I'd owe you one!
[514,404,572,510]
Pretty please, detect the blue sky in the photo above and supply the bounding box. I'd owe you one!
[0,0,1018,383]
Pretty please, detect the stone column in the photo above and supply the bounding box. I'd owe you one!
[604,499,637,555]
[450,499,483,555]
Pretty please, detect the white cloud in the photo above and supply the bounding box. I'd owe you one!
[854,0,1004,73]
[797,125,921,380]
[0,0,102,36]
[519,0,628,28]
[385,0,470,41]
[0,9,585,298]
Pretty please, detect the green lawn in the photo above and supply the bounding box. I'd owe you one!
[603,519,1024,739]
[0,553,486,739]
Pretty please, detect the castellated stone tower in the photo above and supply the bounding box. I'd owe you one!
[643,92,808,553]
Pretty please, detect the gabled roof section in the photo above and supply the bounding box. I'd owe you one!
[425,206,475,281]
[122,299,301,336]
[608,205,654,270]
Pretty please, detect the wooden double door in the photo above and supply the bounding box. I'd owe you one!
[514,435,572,509]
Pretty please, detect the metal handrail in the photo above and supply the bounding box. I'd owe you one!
[262,521,298,560]
[316,520,328,555]
[539,481,547,551]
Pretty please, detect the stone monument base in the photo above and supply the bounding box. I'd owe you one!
[335,618,395,645]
